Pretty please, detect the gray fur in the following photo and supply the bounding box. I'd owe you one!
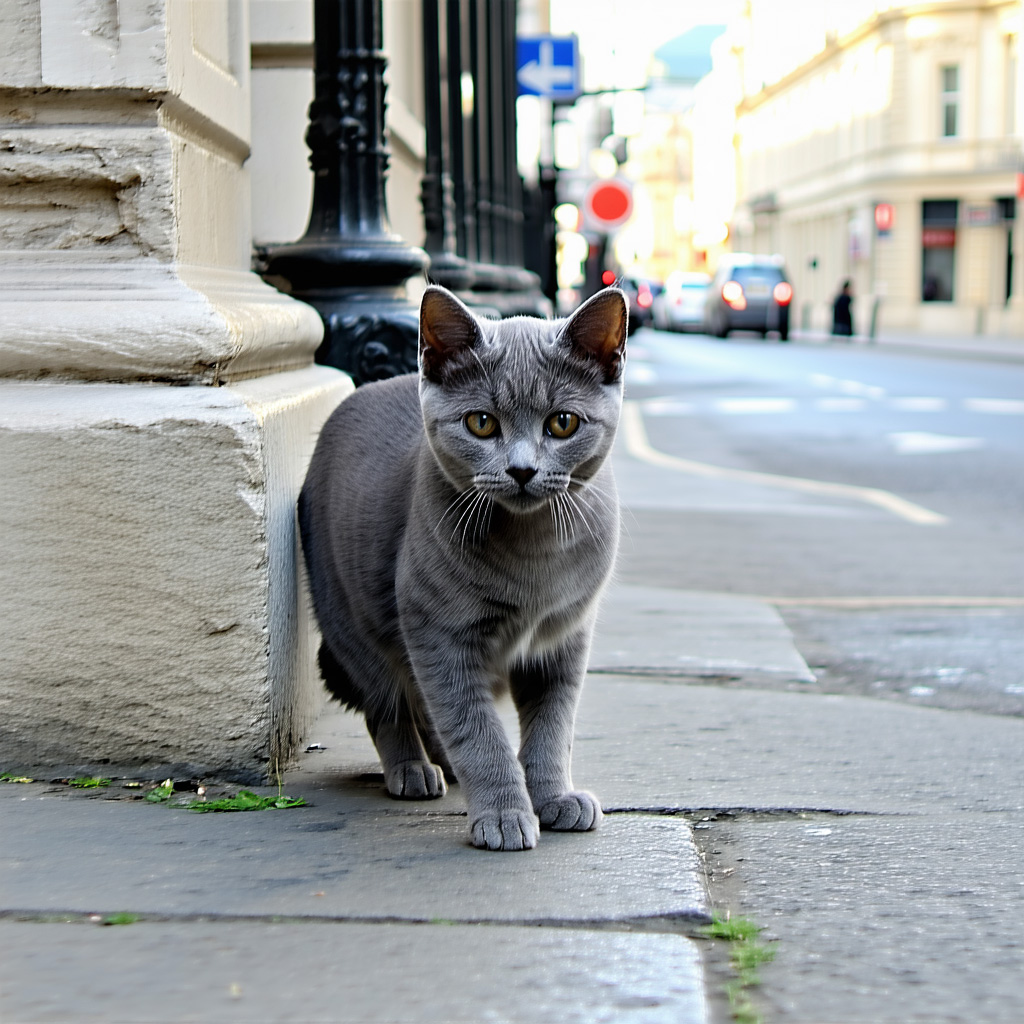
[298,285,627,850]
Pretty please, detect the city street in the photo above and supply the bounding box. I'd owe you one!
[614,328,1024,717]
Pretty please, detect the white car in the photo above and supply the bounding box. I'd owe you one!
[652,271,712,332]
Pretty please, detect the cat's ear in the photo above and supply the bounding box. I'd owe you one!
[419,285,481,382]
[561,287,628,384]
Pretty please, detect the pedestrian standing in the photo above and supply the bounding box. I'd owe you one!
[832,279,854,338]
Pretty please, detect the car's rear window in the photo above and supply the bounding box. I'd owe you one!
[729,266,784,285]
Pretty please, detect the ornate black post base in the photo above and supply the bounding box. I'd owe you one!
[264,0,428,384]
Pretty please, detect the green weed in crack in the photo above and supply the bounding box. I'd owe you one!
[144,778,306,812]
[67,776,112,789]
[701,912,776,1024]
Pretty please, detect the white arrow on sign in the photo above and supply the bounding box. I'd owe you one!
[518,40,574,94]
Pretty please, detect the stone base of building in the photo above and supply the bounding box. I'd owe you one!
[0,366,352,783]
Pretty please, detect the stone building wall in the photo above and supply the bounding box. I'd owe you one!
[0,0,353,780]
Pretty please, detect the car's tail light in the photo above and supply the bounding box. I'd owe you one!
[721,280,746,310]
[637,287,653,309]
[773,281,793,306]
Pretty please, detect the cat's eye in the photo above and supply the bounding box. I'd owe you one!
[546,412,580,439]
[465,411,499,438]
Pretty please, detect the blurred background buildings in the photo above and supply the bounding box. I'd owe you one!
[246,0,1024,337]
[525,0,1024,336]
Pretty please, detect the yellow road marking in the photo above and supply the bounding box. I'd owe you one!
[620,401,949,526]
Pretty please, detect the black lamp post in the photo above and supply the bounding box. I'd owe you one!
[420,0,475,293]
[264,0,429,384]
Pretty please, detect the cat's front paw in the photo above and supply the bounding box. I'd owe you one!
[385,760,447,800]
[537,790,602,831]
[470,809,540,851]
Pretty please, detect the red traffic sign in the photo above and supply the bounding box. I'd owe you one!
[583,179,633,231]
[874,202,894,233]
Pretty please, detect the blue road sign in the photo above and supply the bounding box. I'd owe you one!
[516,36,581,99]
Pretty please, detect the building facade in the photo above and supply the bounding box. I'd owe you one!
[713,0,1023,337]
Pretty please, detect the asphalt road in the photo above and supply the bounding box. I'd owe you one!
[614,328,1024,718]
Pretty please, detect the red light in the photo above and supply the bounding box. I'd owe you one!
[874,203,894,232]
[601,270,616,286]
[773,281,793,306]
[721,280,746,310]
[637,289,653,308]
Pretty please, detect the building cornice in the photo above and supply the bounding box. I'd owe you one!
[737,136,1022,213]
[738,0,1016,115]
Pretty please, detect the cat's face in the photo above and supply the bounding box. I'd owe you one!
[418,286,627,515]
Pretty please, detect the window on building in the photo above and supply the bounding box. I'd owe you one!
[941,65,959,137]
[921,200,958,302]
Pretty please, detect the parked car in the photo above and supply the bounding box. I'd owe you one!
[703,254,793,340]
[652,271,712,332]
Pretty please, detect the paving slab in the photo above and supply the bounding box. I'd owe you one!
[573,677,1024,814]
[0,791,707,924]
[591,584,816,682]
[0,921,707,1024]
[698,812,1024,1024]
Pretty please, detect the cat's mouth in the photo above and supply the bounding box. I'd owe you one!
[491,485,556,515]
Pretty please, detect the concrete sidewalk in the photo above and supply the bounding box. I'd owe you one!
[792,326,1024,363]
[3,584,1023,1023]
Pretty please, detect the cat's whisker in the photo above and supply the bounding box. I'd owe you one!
[550,494,564,547]
[556,492,576,547]
[588,481,634,543]
[436,487,479,536]
[573,480,629,542]
[548,498,563,547]
[450,489,486,546]
[564,489,600,546]
[551,492,564,545]
[477,494,494,544]
[456,490,479,550]
[579,481,612,510]
[571,477,612,514]
[462,491,491,550]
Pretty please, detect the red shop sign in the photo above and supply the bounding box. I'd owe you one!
[922,227,956,248]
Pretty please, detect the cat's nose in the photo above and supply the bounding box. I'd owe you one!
[506,466,537,488]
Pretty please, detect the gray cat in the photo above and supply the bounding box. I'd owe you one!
[298,284,627,850]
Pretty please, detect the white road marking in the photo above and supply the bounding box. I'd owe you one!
[963,398,1024,415]
[889,397,948,412]
[642,398,696,416]
[626,363,658,384]
[814,397,868,412]
[714,397,798,414]
[639,394,1020,417]
[888,432,985,454]
[809,373,886,399]
[620,401,949,525]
